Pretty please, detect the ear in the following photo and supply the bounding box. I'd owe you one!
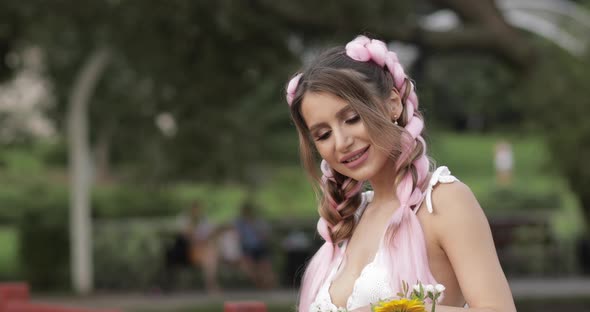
[387,89,403,121]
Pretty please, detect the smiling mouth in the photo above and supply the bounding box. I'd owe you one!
[342,146,369,163]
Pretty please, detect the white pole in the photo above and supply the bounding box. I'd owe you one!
[66,48,110,294]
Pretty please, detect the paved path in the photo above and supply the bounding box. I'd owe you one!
[33,278,590,311]
[510,278,590,298]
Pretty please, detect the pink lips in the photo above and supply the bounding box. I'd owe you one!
[341,146,370,169]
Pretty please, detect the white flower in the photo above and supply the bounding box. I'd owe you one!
[413,284,422,293]
[435,284,446,293]
[425,284,435,293]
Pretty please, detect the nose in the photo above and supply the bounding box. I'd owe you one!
[333,126,354,153]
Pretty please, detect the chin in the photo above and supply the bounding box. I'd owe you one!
[338,167,376,182]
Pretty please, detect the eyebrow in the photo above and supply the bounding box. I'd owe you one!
[308,106,355,133]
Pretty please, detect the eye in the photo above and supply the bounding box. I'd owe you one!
[315,131,331,141]
[345,114,360,124]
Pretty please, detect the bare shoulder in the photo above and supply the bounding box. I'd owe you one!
[427,181,491,239]
[431,181,483,214]
[423,182,516,311]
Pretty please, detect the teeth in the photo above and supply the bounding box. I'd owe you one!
[345,151,364,163]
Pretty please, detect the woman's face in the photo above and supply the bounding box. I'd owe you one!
[300,91,393,182]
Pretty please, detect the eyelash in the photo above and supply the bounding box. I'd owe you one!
[346,115,360,124]
[314,114,360,141]
[316,132,330,141]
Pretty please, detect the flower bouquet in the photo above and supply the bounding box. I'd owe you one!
[371,281,445,312]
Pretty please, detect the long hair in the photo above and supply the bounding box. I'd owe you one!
[287,37,437,312]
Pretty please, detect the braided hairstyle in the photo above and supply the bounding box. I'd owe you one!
[286,36,435,312]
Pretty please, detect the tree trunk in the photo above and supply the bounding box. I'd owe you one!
[66,47,110,294]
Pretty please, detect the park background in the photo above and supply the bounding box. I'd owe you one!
[1,0,590,311]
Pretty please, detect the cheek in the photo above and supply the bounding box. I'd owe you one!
[314,142,332,160]
[359,124,372,140]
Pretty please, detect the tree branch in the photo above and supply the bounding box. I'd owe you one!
[430,0,535,68]
[256,0,535,69]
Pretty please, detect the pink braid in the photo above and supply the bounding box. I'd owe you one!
[300,176,362,312]
[320,159,336,183]
[405,116,424,139]
[408,84,419,107]
[344,36,413,106]
[343,178,363,198]
[344,35,438,295]
[321,160,363,212]
[298,218,338,312]
[299,159,362,312]
[286,73,302,106]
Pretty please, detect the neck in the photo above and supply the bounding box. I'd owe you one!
[368,158,399,208]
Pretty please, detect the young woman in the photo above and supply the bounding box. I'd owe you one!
[285,35,516,312]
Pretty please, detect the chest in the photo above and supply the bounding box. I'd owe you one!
[329,202,464,309]
[329,207,396,307]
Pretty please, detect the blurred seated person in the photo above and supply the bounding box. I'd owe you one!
[186,202,263,292]
[164,201,277,292]
[234,201,277,289]
[185,201,220,293]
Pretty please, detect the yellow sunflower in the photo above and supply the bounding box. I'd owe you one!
[372,298,426,312]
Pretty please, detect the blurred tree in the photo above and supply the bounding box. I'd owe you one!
[418,53,522,132]
[523,45,590,236]
[1,0,540,184]
[24,0,301,184]
[0,2,23,81]
[259,0,535,68]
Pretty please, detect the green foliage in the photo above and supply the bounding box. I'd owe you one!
[519,43,590,232]
[16,185,70,290]
[5,181,248,290]
[0,131,583,290]
[479,186,562,216]
[92,186,182,219]
[0,226,19,279]
[0,149,44,173]
[166,183,247,223]
[0,142,63,174]
[419,54,522,132]
[0,132,575,223]
[93,219,168,290]
[255,167,317,219]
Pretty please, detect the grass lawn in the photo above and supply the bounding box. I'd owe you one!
[428,132,584,239]
[428,132,552,196]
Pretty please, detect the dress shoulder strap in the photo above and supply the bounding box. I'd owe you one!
[415,166,459,214]
[354,190,374,223]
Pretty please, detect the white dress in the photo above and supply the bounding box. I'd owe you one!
[309,166,459,312]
